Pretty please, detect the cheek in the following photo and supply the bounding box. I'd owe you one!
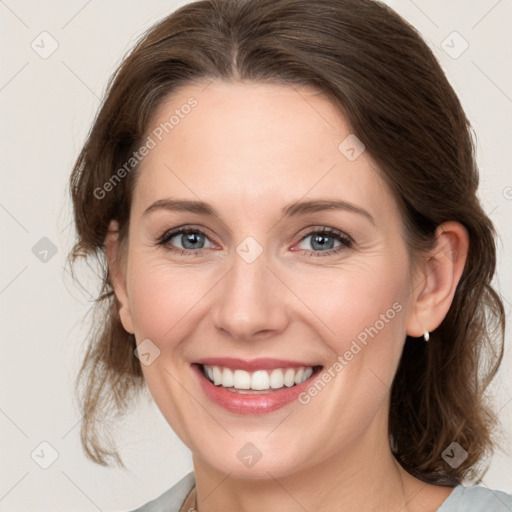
[295,260,408,349]
[125,256,214,345]
[124,257,214,443]
[294,259,410,408]
[290,261,409,443]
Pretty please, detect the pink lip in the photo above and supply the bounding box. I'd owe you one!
[194,357,316,371]
[191,362,322,415]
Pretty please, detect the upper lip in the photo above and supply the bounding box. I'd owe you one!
[194,357,320,372]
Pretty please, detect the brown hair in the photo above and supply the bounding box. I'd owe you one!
[68,0,505,484]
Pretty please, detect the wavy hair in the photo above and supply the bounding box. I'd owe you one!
[68,0,505,484]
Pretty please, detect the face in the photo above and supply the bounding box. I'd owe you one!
[113,80,421,479]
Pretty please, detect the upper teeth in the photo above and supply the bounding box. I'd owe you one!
[203,365,314,390]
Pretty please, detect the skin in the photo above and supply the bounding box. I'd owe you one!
[107,81,469,512]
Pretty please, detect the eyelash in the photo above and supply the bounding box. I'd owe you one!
[156,226,353,258]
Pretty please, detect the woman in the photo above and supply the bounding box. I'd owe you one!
[68,0,511,510]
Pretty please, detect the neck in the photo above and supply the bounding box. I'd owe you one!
[191,413,431,512]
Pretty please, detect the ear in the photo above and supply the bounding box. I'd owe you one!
[406,221,469,338]
[105,219,134,334]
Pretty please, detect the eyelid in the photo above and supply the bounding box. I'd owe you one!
[295,225,353,245]
[290,226,353,257]
[157,224,218,245]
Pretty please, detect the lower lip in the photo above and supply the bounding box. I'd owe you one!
[192,364,321,415]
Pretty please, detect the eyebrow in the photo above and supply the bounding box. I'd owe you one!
[282,199,375,225]
[143,198,375,225]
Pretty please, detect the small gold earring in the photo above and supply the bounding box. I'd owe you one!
[423,331,430,342]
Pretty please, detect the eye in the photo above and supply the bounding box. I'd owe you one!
[294,227,353,257]
[156,225,353,258]
[157,227,215,256]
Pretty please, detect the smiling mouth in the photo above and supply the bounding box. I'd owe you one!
[198,364,323,394]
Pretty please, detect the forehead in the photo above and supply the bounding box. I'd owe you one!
[132,80,398,224]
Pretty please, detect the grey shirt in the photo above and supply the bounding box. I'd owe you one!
[127,471,512,512]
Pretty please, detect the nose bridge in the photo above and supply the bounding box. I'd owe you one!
[212,245,288,340]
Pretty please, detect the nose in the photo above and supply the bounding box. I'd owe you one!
[211,251,290,341]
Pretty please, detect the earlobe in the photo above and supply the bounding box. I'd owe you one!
[406,221,469,339]
[105,220,135,334]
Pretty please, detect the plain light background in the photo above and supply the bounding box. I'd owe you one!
[0,0,511,510]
